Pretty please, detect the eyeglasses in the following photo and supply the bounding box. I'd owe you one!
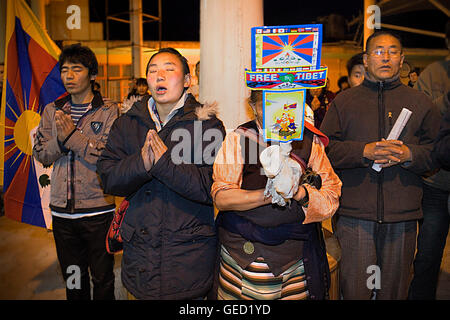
[369,48,402,58]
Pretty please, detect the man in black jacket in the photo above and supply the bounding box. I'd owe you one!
[97,48,225,299]
[408,22,450,300]
[320,31,441,299]
[434,99,450,170]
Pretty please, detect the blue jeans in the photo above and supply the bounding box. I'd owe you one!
[408,184,450,299]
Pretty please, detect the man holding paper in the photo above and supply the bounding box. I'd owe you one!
[320,31,441,300]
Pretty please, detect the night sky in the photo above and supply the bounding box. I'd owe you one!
[89,0,448,49]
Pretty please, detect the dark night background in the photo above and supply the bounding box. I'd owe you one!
[89,0,448,49]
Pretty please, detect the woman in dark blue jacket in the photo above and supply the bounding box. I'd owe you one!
[97,48,225,299]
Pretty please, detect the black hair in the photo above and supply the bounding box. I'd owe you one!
[337,76,349,88]
[146,47,190,76]
[346,52,364,76]
[365,30,403,53]
[136,78,148,86]
[248,90,262,106]
[58,43,98,77]
[409,67,418,75]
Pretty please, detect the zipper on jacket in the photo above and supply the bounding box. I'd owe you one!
[68,104,95,212]
[69,151,75,213]
[377,81,385,224]
[388,112,393,131]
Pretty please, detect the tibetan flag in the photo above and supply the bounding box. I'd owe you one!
[0,0,66,228]
[283,102,297,110]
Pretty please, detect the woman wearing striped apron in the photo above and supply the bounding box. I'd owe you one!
[211,90,342,300]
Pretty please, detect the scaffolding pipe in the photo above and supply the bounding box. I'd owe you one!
[130,0,144,78]
[363,0,376,50]
[381,23,446,38]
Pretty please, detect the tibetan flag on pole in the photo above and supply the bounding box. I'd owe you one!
[0,0,66,228]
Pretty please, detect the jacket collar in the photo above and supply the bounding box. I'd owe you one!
[126,94,154,128]
[126,93,200,129]
[54,91,104,109]
[175,93,202,121]
[362,73,403,91]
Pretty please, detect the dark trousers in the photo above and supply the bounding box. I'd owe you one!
[408,184,450,299]
[52,213,115,300]
[336,215,417,300]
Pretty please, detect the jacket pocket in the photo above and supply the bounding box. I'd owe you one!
[120,221,135,243]
[75,160,101,200]
[50,161,68,207]
[170,225,216,245]
[165,225,217,295]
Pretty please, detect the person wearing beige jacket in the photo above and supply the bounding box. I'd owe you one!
[33,44,119,300]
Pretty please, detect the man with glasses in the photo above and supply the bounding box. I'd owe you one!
[320,31,441,299]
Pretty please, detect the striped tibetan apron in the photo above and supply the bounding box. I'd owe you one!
[217,246,309,300]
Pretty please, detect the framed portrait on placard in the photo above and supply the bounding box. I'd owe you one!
[262,90,305,143]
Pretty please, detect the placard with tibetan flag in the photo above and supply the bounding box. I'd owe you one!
[251,24,322,71]
[0,0,66,228]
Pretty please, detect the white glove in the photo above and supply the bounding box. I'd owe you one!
[260,143,302,206]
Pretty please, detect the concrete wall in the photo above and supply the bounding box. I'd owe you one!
[47,0,103,41]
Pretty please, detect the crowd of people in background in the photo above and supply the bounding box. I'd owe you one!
[24,19,450,301]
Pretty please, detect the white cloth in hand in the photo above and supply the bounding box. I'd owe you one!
[260,143,302,206]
